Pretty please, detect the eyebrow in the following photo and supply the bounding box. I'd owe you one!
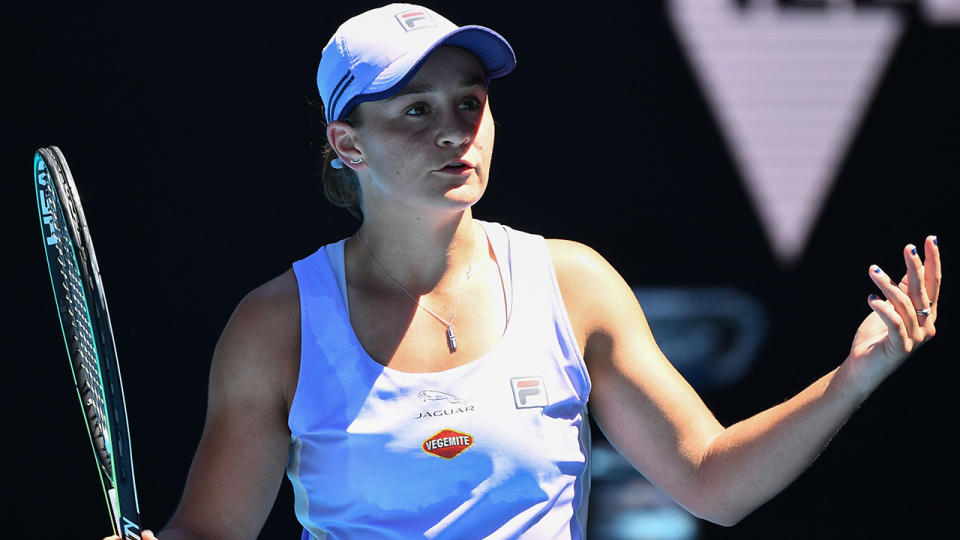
[385,75,487,102]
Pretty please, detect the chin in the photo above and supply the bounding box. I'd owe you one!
[436,197,480,213]
[443,183,486,209]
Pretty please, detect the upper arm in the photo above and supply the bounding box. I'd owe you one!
[166,270,300,540]
[548,240,723,509]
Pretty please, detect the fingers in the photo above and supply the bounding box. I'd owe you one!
[867,293,909,352]
[869,264,922,341]
[868,236,940,349]
[924,235,941,310]
[902,243,931,315]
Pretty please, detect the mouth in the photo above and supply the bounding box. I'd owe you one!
[435,159,476,175]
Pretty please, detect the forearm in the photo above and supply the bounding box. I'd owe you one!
[693,360,869,525]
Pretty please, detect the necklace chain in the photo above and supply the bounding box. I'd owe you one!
[355,225,480,352]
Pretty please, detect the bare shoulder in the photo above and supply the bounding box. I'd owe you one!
[545,239,639,351]
[231,269,300,332]
[212,268,300,413]
[546,238,612,280]
[546,238,630,303]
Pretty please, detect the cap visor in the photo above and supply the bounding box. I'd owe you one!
[355,26,517,103]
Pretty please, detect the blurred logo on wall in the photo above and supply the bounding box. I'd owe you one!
[666,0,947,266]
[634,286,767,390]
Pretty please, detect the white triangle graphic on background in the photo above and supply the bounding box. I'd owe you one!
[668,1,903,265]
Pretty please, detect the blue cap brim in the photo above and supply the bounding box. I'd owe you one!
[337,25,516,121]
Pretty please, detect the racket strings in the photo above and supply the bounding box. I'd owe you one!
[57,177,127,456]
[50,206,113,475]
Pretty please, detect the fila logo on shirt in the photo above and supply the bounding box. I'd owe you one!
[395,9,436,31]
[510,377,549,409]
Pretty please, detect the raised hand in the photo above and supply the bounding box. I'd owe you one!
[846,236,941,393]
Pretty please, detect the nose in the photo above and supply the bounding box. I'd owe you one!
[436,109,477,149]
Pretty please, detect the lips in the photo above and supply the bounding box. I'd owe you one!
[436,159,476,174]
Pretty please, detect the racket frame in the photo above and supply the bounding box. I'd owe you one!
[35,146,142,539]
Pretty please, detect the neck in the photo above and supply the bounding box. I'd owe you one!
[351,208,481,294]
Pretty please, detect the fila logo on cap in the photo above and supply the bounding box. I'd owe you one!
[422,429,473,459]
[510,377,549,409]
[395,9,437,31]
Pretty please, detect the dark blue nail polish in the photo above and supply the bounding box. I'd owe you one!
[911,247,917,255]
[869,294,878,300]
[933,237,938,246]
[873,267,881,273]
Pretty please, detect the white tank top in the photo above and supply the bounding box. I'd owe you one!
[287,221,592,539]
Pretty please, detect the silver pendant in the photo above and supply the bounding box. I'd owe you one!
[446,325,458,352]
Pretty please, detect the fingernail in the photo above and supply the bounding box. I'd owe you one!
[873,266,881,273]
[869,293,878,300]
[933,236,938,246]
[911,247,917,255]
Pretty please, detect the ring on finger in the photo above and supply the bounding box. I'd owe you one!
[917,308,931,317]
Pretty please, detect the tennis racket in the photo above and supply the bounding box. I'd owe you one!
[34,146,142,539]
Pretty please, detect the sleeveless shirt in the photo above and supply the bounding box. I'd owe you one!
[286,221,592,539]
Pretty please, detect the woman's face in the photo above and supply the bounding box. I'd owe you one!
[347,46,495,216]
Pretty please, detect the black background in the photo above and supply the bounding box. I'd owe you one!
[6,1,956,538]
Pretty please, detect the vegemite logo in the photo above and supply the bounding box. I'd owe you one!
[395,9,436,32]
[422,429,473,459]
[510,377,549,409]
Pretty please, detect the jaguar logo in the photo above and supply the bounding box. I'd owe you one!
[417,390,467,405]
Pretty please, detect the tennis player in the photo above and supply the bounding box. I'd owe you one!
[108,4,941,539]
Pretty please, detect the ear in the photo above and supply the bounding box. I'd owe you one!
[326,121,365,170]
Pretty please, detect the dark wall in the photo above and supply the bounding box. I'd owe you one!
[6,1,955,538]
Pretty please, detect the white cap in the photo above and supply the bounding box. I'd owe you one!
[317,3,516,124]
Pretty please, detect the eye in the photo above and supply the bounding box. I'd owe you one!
[405,103,429,116]
[459,97,482,111]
